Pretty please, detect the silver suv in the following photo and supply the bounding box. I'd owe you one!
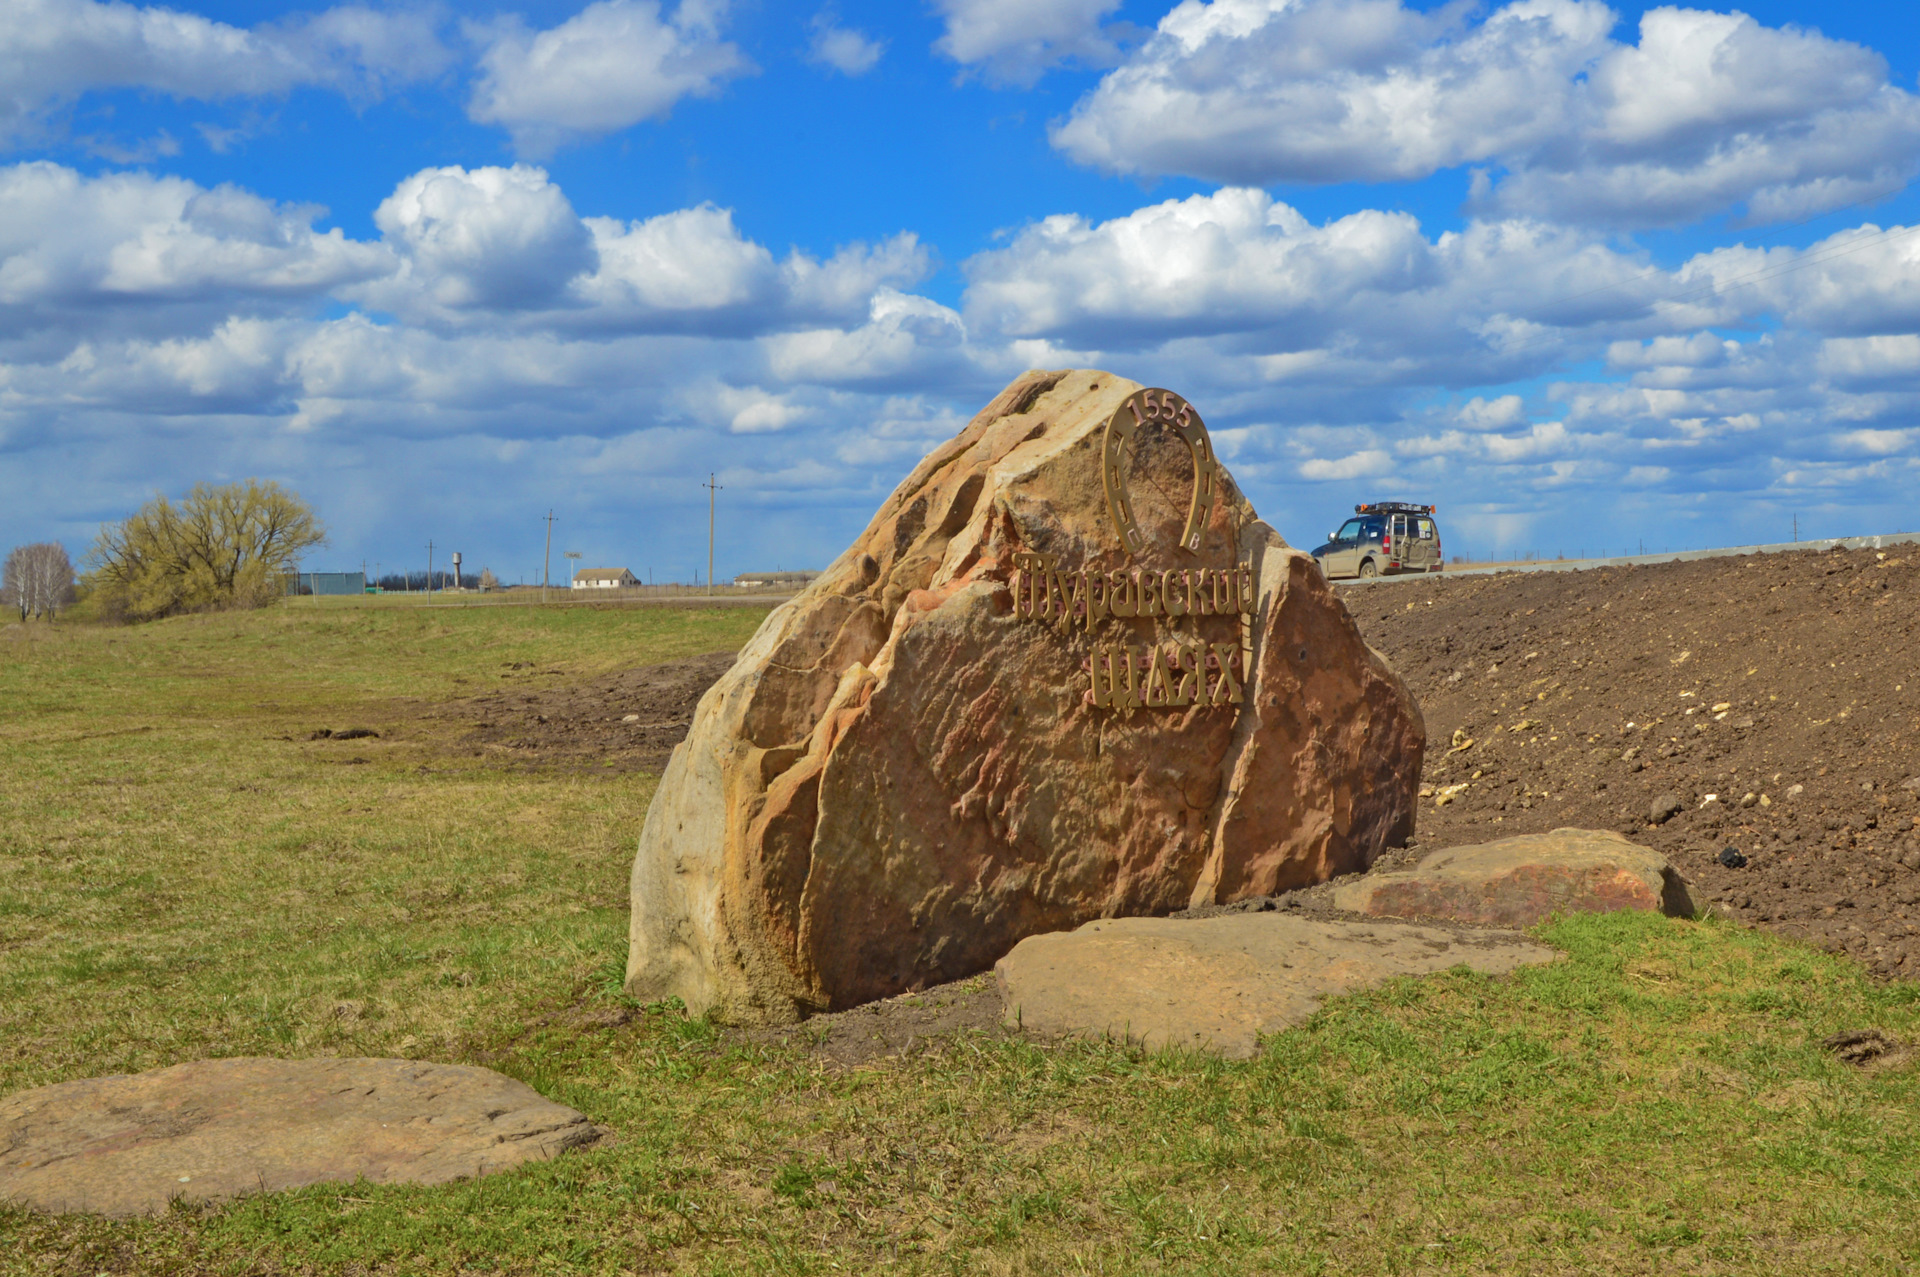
[1311,503,1443,579]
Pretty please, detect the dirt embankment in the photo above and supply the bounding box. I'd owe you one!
[1343,546,1920,977]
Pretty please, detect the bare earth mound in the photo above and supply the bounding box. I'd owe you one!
[1345,546,1920,976]
[429,652,739,773]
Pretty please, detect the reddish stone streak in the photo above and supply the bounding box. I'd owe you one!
[1364,864,1660,928]
[1207,554,1424,901]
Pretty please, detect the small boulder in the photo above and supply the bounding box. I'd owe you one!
[995,913,1557,1058]
[1331,828,1693,928]
[0,1057,600,1218]
[1650,793,1685,824]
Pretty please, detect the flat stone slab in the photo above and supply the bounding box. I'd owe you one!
[995,913,1557,1059]
[0,1057,602,1217]
[1331,828,1692,927]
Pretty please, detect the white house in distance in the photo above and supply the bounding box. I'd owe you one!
[571,568,638,590]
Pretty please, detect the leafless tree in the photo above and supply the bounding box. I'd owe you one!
[2,542,77,621]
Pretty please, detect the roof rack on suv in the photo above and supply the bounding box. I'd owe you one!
[1355,502,1436,515]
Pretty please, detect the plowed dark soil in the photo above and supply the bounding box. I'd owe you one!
[432,651,737,774]
[1343,545,1920,977]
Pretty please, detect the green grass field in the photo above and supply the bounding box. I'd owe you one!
[3,604,1919,1274]
[276,585,793,610]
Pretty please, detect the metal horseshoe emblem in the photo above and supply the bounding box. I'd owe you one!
[1100,388,1217,558]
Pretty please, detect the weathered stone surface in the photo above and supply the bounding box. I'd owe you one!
[1331,828,1693,927]
[995,913,1557,1058]
[628,369,1425,1024]
[0,1057,601,1218]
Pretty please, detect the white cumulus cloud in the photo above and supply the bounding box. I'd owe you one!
[0,0,451,144]
[1300,448,1391,480]
[576,205,930,334]
[345,165,933,334]
[766,289,970,388]
[1454,395,1528,431]
[961,187,1669,376]
[1052,0,1920,228]
[468,0,750,157]
[933,0,1126,85]
[0,162,392,348]
[366,164,596,313]
[807,9,883,76]
[12,162,1920,569]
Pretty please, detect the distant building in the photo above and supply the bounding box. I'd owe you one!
[291,571,366,596]
[572,568,638,589]
[733,570,820,588]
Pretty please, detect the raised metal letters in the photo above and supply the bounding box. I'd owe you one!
[1011,388,1268,716]
[1082,641,1244,713]
[1012,560,1256,631]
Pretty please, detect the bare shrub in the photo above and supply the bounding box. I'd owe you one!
[2,542,77,620]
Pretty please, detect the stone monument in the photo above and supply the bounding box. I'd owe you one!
[627,370,1424,1023]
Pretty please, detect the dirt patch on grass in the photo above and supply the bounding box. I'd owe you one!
[1342,545,1920,977]
[732,975,1013,1066]
[419,650,738,774]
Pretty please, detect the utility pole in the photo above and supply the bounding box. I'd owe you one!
[703,473,722,598]
[542,510,557,605]
[426,540,434,599]
[1793,514,1799,542]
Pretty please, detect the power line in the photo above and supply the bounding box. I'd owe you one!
[541,510,556,605]
[702,474,722,598]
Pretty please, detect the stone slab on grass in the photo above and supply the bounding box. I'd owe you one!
[1332,827,1693,928]
[995,913,1557,1059]
[0,1057,602,1218]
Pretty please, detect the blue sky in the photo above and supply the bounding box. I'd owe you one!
[4,0,1920,581]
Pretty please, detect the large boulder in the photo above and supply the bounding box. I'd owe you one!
[627,369,1424,1023]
